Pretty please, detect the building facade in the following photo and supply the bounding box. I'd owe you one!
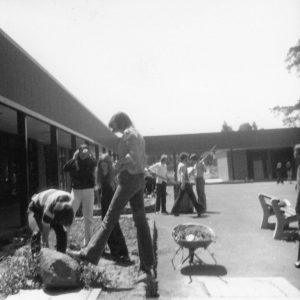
[145,128,300,182]
[0,30,117,231]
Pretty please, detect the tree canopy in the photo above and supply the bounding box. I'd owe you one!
[221,121,233,132]
[272,39,300,127]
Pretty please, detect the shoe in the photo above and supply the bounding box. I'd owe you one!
[295,261,300,268]
[172,213,179,217]
[161,211,169,215]
[66,248,85,261]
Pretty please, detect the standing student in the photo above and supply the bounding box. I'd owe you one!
[190,153,207,212]
[294,145,300,268]
[276,162,284,184]
[67,112,154,277]
[98,153,130,262]
[149,154,168,214]
[171,152,203,217]
[28,189,74,254]
[286,161,292,184]
[63,144,97,245]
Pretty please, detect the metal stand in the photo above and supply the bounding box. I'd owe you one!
[171,246,217,270]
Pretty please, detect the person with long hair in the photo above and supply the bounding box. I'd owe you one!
[98,153,130,262]
[63,144,97,246]
[67,112,154,277]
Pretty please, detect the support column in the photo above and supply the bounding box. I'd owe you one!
[17,112,29,227]
[266,149,272,180]
[230,147,235,181]
[48,125,59,188]
[95,144,100,161]
[71,134,76,153]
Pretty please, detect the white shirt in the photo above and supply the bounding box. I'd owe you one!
[149,162,168,184]
[177,162,189,184]
[31,189,71,222]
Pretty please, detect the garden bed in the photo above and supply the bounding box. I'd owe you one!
[0,215,158,299]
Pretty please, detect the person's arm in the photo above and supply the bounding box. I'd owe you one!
[63,158,75,172]
[41,221,50,247]
[148,163,158,176]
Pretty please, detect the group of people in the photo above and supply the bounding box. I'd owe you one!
[28,112,154,277]
[148,152,208,216]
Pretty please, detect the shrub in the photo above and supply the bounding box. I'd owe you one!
[0,246,42,297]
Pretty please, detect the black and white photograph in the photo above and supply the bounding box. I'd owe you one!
[0,0,300,299]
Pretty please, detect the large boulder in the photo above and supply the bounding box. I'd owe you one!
[38,248,81,289]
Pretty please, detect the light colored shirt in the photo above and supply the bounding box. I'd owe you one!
[117,126,146,175]
[177,162,189,184]
[194,161,206,178]
[149,162,168,184]
[31,189,71,222]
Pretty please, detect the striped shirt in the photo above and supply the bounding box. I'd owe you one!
[30,189,71,223]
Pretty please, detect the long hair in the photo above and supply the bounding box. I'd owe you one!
[108,112,133,132]
[97,153,115,187]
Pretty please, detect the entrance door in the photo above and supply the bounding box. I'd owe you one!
[253,159,264,180]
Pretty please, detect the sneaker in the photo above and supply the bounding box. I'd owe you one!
[295,261,300,268]
[66,249,85,261]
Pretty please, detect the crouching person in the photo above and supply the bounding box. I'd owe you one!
[28,189,74,255]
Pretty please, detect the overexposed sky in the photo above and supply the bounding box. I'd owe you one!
[0,0,300,135]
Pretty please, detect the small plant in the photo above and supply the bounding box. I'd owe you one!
[79,262,110,290]
[0,246,42,297]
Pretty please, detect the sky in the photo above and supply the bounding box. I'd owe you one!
[0,0,300,136]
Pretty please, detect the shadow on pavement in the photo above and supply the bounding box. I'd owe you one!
[180,264,227,277]
[205,211,221,214]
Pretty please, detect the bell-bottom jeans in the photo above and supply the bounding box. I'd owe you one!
[82,171,154,270]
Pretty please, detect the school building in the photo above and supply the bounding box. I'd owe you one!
[144,128,300,182]
[0,29,117,232]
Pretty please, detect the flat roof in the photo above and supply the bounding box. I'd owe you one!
[144,127,300,155]
[0,29,117,150]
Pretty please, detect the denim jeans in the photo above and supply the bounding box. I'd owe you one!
[100,185,129,258]
[156,182,167,212]
[28,202,67,253]
[83,171,154,269]
[171,183,202,215]
[195,177,206,212]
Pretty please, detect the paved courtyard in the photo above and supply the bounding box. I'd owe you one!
[154,182,300,299]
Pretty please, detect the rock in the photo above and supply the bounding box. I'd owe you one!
[38,248,81,289]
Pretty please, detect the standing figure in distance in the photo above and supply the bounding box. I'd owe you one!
[148,154,169,214]
[294,145,300,268]
[171,152,203,217]
[190,153,207,213]
[286,161,292,184]
[276,162,284,184]
[63,144,97,246]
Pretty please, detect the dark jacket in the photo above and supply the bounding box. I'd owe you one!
[63,157,96,189]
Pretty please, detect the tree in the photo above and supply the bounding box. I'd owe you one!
[272,39,300,127]
[221,121,233,132]
[238,122,253,131]
[252,122,258,130]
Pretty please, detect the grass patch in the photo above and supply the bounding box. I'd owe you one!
[0,215,141,298]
